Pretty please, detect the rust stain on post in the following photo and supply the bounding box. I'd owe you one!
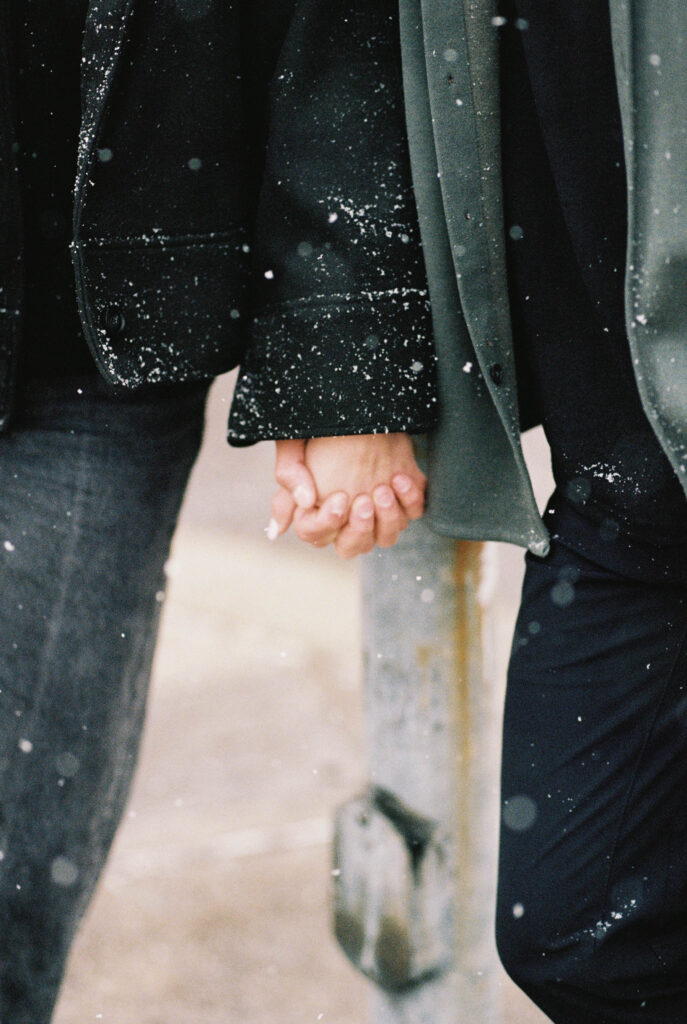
[453,541,484,762]
[452,541,484,869]
[415,643,435,713]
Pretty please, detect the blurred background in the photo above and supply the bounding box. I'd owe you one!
[53,371,552,1024]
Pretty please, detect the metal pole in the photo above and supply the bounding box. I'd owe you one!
[332,517,505,1023]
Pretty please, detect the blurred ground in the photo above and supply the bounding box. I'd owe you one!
[53,372,552,1024]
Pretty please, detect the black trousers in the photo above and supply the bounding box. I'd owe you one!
[496,541,687,1023]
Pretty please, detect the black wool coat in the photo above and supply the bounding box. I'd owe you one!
[0,0,438,437]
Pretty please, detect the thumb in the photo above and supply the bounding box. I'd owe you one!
[267,487,296,539]
[273,439,317,508]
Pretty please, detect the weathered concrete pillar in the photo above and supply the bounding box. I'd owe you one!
[332,517,504,1023]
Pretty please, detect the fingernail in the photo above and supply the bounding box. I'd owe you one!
[331,495,348,517]
[265,518,279,541]
[293,485,312,508]
[376,488,394,509]
[357,499,374,520]
[394,475,411,493]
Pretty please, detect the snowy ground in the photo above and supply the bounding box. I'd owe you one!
[53,372,551,1024]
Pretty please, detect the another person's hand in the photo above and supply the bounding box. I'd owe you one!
[269,433,426,558]
[268,437,351,546]
[302,433,425,557]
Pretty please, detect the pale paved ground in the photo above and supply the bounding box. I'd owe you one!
[53,373,552,1024]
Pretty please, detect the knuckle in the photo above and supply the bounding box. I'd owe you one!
[322,510,343,532]
[334,533,359,559]
[294,521,317,543]
[310,536,330,548]
[400,489,424,511]
[374,502,397,523]
[351,513,375,535]
[373,487,395,509]
[274,466,290,489]
[334,541,354,559]
[271,486,290,509]
[400,483,421,503]
[378,508,403,532]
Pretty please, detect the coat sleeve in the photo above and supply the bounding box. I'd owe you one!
[227,0,438,445]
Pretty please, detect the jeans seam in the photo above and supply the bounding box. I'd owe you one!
[32,437,90,720]
[0,437,91,782]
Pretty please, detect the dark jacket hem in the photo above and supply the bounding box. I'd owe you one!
[72,233,250,388]
[227,291,438,445]
[228,416,438,447]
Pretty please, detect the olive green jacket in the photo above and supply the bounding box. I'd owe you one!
[400,0,687,553]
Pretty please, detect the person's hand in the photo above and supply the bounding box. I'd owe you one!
[268,434,426,558]
[268,438,352,546]
[302,433,425,557]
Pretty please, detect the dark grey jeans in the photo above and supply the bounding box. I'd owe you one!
[0,374,207,1022]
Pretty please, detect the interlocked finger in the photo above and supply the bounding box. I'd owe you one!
[372,484,409,548]
[391,472,426,520]
[333,494,376,559]
[293,491,350,547]
[268,487,297,539]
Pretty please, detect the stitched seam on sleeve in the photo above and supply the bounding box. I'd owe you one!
[254,287,430,318]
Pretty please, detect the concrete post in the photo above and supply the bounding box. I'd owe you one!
[332,517,504,1023]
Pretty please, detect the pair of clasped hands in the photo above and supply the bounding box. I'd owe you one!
[267,433,426,558]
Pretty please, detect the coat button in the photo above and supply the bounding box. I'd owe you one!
[489,362,503,386]
[103,305,126,335]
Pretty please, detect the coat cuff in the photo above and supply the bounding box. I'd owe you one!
[227,290,438,445]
